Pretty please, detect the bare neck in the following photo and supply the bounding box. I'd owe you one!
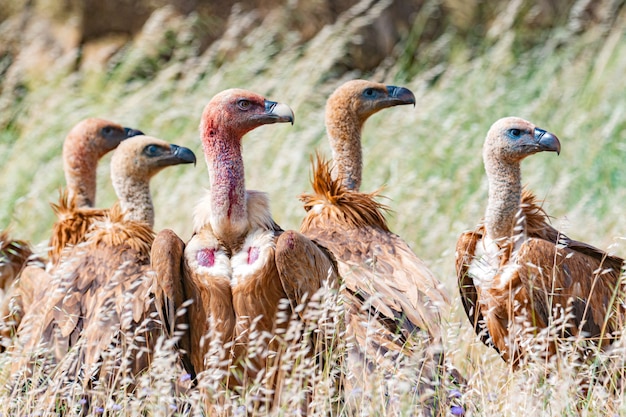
[203,129,248,241]
[113,177,154,227]
[327,111,363,191]
[64,151,98,208]
[484,158,523,242]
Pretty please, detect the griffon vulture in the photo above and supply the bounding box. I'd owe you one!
[275,80,457,414]
[14,136,196,390]
[151,89,329,409]
[456,117,625,368]
[5,119,143,347]
[0,231,35,349]
[49,118,144,264]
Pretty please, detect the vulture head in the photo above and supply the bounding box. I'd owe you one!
[325,80,415,191]
[110,135,196,226]
[483,117,561,166]
[111,136,196,186]
[482,117,561,241]
[200,88,294,146]
[325,79,415,127]
[63,118,144,208]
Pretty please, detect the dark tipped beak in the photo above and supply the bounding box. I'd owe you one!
[386,85,416,107]
[264,100,295,125]
[170,144,197,166]
[534,128,561,155]
[124,127,144,138]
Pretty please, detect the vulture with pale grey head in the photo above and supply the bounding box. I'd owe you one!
[14,136,196,391]
[456,116,625,368]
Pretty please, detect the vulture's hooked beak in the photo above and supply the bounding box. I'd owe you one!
[167,144,197,166]
[386,85,416,107]
[124,127,145,138]
[263,100,295,125]
[534,128,561,155]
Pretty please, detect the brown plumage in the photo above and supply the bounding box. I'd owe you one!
[14,136,196,389]
[455,117,625,368]
[276,80,456,415]
[0,231,35,349]
[151,89,324,409]
[0,231,33,291]
[6,119,143,351]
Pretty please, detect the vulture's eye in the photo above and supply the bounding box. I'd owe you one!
[237,99,251,110]
[101,126,114,136]
[507,128,522,139]
[363,88,376,98]
[144,144,162,157]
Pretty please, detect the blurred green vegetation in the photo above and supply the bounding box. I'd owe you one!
[0,0,625,413]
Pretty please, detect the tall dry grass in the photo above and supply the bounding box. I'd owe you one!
[0,0,625,415]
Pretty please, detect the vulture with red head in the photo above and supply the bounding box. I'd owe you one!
[151,89,329,408]
[14,136,196,390]
[456,117,625,368]
[275,80,458,415]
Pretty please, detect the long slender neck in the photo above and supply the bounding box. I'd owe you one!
[484,158,523,242]
[113,177,154,227]
[203,128,248,240]
[64,148,98,208]
[327,111,363,191]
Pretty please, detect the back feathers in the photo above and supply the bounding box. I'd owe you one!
[300,153,390,233]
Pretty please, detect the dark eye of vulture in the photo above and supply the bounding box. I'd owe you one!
[143,144,165,157]
[507,128,522,138]
[362,88,376,98]
[101,126,115,136]
[237,99,252,111]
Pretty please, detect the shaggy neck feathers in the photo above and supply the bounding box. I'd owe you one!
[484,155,523,242]
[326,107,363,192]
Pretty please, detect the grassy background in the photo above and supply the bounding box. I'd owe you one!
[1,0,625,415]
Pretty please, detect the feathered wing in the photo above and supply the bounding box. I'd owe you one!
[0,232,40,350]
[456,190,625,363]
[275,230,339,318]
[151,229,196,379]
[15,205,160,383]
[295,155,458,416]
[301,155,449,347]
[0,231,33,290]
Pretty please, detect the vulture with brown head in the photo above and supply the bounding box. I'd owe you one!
[151,89,330,408]
[456,117,625,368]
[5,119,143,347]
[50,118,144,264]
[275,79,458,415]
[14,136,195,390]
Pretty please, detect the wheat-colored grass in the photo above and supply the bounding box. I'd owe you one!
[1,1,625,415]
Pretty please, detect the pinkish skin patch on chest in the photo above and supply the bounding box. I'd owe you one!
[197,248,215,267]
[247,247,259,264]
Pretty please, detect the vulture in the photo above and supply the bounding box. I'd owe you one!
[456,117,625,368]
[49,118,144,264]
[13,136,196,392]
[275,80,457,414]
[0,231,34,349]
[5,119,143,346]
[151,89,334,409]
